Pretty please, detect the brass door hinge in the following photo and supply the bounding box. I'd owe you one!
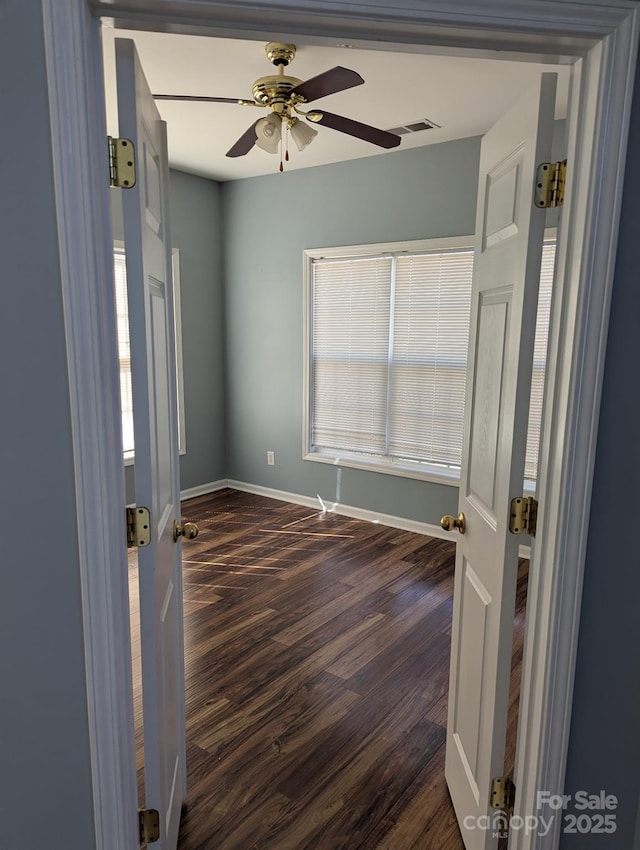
[108,136,136,188]
[126,506,151,548]
[138,808,160,845]
[534,159,566,208]
[509,496,538,537]
[491,776,516,813]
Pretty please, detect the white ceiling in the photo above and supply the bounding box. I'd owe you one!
[102,27,569,182]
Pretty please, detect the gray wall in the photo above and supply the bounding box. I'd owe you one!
[172,170,226,490]
[116,169,226,502]
[0,3,96,849]
[560,48,640,849]
[222,138,482,525]
[115,124,564,517]
[221,126,565,526]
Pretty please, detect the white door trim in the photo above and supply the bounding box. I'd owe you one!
[42,3,139,849]
[513,19,639,848]
[46,2,638,849]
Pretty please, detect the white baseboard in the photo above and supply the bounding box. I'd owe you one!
[177,478,531,558]
[228,479,454,542]
[180,479,228,501]
[227,479,319,510]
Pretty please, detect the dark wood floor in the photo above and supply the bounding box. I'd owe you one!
[129,488,528,850]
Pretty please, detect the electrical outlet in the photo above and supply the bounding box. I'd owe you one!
[267,451,275,466]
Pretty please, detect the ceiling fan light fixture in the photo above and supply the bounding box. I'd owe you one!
[290,118,318,151]
[255,113,282,153]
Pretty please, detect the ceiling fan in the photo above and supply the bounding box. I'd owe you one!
[153,42,401,168]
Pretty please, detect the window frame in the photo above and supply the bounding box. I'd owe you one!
[303,231,556,487]
[114,242,186,465]
[303,235,475,487]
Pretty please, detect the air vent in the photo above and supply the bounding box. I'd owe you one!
[387,118,441,135]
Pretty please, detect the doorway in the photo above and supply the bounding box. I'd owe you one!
[47,2,638,848]
[103,24,564,843]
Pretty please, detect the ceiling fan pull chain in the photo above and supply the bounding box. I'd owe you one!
[285,121,290,162]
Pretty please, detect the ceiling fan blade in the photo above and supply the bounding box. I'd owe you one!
[312,111,401,149]
[290,66,364,103]
[153,94,258,106]
[226,120,261,158]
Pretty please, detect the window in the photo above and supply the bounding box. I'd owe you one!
[113,246,186,463]
[525,239,555,483]
[304,235,555,485]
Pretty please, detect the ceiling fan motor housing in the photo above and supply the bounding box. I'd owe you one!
[253,43,304,111]
[265,42,296,66]
[252,74,303,110]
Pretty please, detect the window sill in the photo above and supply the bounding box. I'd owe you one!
[305,451,538,494]
[304,449,460,487]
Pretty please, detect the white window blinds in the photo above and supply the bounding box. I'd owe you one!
[311,256,392,455]
[524,241,556,482]
[113,250,135,455]
[308,238,555,483]
[113,247,186,460]
[391,250,473,468]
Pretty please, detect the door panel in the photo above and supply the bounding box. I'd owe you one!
[483,151,523,248]
[445,73,557,850]
[116,37,186,850]
[468,290,511,515]
[453,558,491,794]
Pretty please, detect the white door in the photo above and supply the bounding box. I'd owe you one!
[116,38,186,849]
[445,73,557,850]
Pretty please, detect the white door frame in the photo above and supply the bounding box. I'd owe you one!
[42,2,639,849]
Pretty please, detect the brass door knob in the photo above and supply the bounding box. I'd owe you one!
[173,520,199,542]
[440,512,466,534]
